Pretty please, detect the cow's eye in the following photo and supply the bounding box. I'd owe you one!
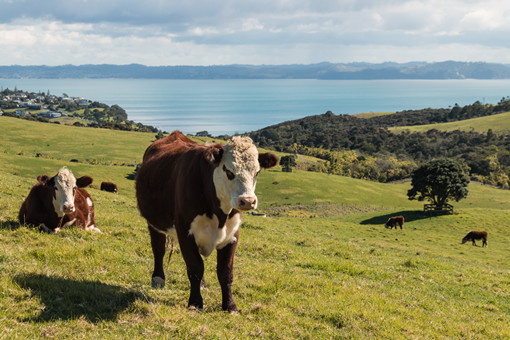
[223,165,235,180]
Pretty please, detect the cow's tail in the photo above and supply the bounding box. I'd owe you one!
[166,236,174,264]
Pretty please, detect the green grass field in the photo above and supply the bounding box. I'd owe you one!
[390,111,510,134]
[1,116,509,338]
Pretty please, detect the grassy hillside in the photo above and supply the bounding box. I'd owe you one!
[352,111,394,119]
[1,116,509,338]
[390,111,510,134]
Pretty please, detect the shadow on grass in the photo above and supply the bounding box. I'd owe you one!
[0,220,22,230]
[360,210,431,225]
[1,220,53,233]
[125,164,140,180]
[14,273,146,323]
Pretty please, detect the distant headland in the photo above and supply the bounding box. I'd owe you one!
[1,61,510,80]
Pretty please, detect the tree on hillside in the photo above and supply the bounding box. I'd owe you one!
[107,104,128,122]
[280,155,297,172]
[407,158,469,207]
[196,130,211,137]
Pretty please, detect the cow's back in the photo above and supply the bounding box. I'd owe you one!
[136,131,222,230]
[141,131,197,163]
[18,183,58,227]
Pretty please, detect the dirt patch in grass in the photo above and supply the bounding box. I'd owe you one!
[264,203,383,217]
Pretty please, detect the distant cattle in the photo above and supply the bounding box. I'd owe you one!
[100,181,118,193]
[385,216,405,229]
[18,167,100,233]
[461,231,488,247]
[136,131,278,312]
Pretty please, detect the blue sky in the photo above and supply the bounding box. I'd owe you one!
[1,0,509,66]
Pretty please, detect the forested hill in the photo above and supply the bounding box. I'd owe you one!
[249,98,510,150]
[2,61,510,79]
[248,98,510,187]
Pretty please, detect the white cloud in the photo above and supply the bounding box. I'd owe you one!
[1,0,510,65]
[460,9,510,31]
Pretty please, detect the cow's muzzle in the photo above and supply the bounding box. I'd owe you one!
[63,203,75,214]
[236,197,257,211]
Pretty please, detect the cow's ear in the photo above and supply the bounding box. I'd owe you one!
[210,146,224,165]
[37,175,50,184]
[76,176,93,188]
[46,176,56,187]
[259,152,279,169]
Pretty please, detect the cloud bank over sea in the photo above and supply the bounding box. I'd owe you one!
[1,0,510,66]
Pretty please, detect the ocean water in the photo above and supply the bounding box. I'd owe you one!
[1,78,510,135]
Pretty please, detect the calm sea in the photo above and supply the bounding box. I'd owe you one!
[1,78,510,135]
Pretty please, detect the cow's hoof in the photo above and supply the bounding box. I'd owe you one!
[223,302,238,313]
[151,276,165,289]
[86,225,102,233]
[188,305,203,313]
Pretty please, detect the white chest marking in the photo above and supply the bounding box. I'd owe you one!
[149,224,177,239]
[189,213,241,257]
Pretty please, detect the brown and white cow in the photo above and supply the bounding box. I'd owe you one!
[18,167,100,233]
[461,231,488,247]
[100,181,118,193]
[385,216,405,229]
[136,131,278,312]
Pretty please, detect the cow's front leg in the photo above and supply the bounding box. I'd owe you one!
[149,225,166,288]
[217,229,239,312]
[178,231,205,311]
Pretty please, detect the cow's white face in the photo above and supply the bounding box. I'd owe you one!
[213,136,262,214]
[52,167,77,217]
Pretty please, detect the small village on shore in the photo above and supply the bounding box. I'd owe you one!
[0,88,90,119]
[0,88,160,133]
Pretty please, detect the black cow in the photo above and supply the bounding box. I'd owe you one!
[100,181,118,193]
[461,231,488,247]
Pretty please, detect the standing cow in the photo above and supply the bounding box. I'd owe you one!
[100,181,118,193]
[18,167,100,233]
[461,231,488,247]
[136,131,278,312]
[385,216,405,229]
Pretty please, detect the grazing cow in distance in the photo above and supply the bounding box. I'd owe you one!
[462,231,488,247]
[100,181,118,193]
[136,130,278,312]
[385,216,405,229]
[18,167,100,233]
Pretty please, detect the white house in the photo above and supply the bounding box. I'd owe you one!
[40,110,61,118]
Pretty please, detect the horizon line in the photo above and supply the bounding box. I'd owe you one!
[1,60,510,68]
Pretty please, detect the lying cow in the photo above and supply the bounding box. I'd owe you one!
[136,131,278,312]
[18,167,100,233]
[461,231,488,247]
[385,215,404,229]
[100,181,118,193]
